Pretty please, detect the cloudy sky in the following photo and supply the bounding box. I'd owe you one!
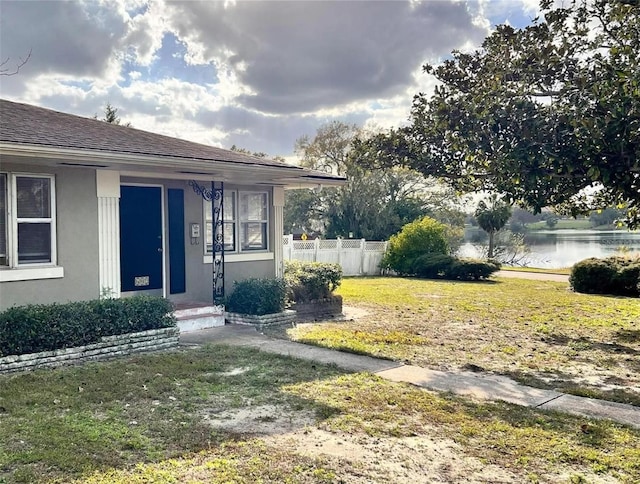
[0,0,539,159]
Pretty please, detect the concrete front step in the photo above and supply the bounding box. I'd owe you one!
[174,305,225,333]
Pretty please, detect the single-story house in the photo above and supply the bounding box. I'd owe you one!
[0,99,344,328]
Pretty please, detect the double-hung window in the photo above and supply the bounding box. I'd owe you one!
[204,190,268,254]
[0,173,57,267]
[239,192,268,251]
[204,191,236,252]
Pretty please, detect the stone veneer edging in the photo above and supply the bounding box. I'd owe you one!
[225,309,297,329]
[291,295,343,321]
[0,327,180,374]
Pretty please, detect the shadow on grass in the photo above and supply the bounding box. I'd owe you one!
[615,329,640,343]
[541,332,639,356]
[454,395,618,448]
[0,344,346,483]
[502,368,640,407]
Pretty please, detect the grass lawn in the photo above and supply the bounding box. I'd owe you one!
[1,345,639,483]
[526,219,593,230]
[286,277,640,406]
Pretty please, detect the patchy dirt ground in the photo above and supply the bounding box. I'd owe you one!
[202,399,518,483]
[4,341,637,484]
[200,397,619,484]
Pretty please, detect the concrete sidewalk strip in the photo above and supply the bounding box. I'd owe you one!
[180,325,400,373]
[376,366,562,408]
[495,270,569,282]
[539,394,640,429]
[180,325,640,429]
[259,340,401,373]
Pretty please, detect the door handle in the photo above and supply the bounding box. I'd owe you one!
[157,248,163,253]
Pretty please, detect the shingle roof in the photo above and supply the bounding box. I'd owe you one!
[0,99,344,182]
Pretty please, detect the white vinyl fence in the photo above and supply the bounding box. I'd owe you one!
[283,235,388,276]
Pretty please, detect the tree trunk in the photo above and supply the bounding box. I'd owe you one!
[488,232,495,259]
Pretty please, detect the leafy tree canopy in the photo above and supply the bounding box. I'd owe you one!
[288,121,464,240]
[355,0,639,228]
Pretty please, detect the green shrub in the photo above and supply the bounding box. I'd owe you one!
[411,254,457,278]
[225,278,286,315]
[0,296,175,357]
[570,258,618,295]
[285,261,342,302]
[382,216,452,274]
[570,256,639,297]
[411,254,500,281]
[446,258,501,281]
[613,259,640,296]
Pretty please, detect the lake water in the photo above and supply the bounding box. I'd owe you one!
[459,229,640,268]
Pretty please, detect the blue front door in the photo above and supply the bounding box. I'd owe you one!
[120,186,163,293]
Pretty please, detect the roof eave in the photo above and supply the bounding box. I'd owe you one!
[0,142,347,186]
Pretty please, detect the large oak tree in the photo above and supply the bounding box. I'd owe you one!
[356,0,639,227]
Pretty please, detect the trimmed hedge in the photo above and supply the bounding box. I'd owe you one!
[411,254,456,279]
[411,254,500,281]
[0,296,176,357]
[285,260,342,302]
[447,258,501,281]
[570,256,640,297]
[225,278,287,316]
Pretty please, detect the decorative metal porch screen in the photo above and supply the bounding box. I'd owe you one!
[189,180,225,305]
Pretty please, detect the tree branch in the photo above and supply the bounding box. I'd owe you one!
[0,49,32,76]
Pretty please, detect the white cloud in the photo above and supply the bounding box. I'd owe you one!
[0,0,538,156]
[161,0,488,115]
[121,2,167,66]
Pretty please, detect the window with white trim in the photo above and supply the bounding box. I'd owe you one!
[204,191,236,252]
[0,173,57,267]
[204,190,268,254]
[239,192,268,251]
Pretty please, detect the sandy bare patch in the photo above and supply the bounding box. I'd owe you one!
[267,426,520,483]
[343,305,369,321]
[218,367,252,377]
[202,404,316,435]
[201,401,621,483]
[204,403,520,482]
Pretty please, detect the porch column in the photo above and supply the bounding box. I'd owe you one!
[273,186,285,278]
[96,170,121,298]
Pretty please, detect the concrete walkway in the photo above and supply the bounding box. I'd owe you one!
[181,325,640,429]
[495,270,570,282]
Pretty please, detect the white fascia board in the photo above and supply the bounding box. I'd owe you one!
[281,177,347,188]
[0,143,345,186]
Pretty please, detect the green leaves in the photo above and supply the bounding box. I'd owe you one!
[0,297,176,357]
[359,0,640,228]
[225,278,286,316]
[381,216,457,274]
[284,261,342,302]
[289,121,464,240]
